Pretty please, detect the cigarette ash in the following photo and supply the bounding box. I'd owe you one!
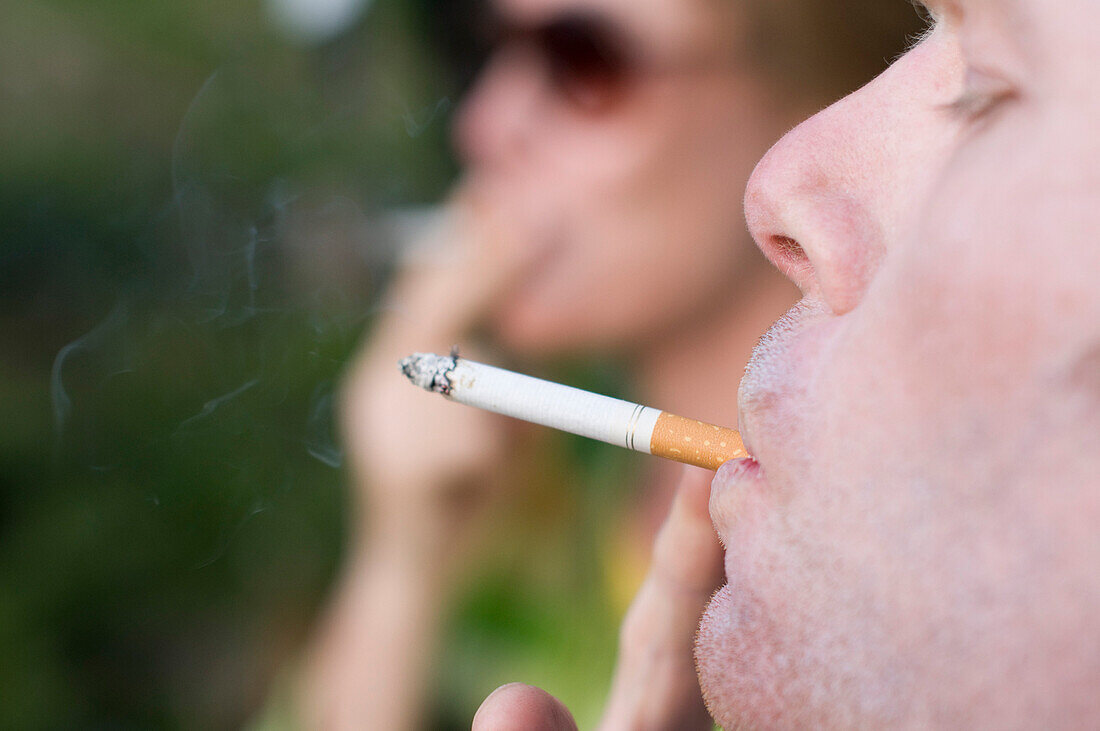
[399,351,458,395]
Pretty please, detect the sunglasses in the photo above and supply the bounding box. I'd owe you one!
[478,11,644,113]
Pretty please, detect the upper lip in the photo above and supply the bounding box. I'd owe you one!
[733,297,826,467]
[737,373,763,462]
[737,410,757,461]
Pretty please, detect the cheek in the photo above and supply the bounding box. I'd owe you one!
[832,144,1056,458]
[815,106,1059,473]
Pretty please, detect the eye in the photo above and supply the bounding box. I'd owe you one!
[944,67,1016,121]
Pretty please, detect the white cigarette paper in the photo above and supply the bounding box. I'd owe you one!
[399,352,748,471]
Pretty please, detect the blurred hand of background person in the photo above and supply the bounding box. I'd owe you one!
[298,187,543,730]
[341,187,530,535]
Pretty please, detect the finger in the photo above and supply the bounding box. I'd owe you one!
[598,467,723,730]
[472,683,579,731]
[649,466,725,594]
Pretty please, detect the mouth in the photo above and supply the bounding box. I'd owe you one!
[507,226,572,294]
[735,297,830,462]
[709,453,768,539]
[719,454,762,481]
[490,233,570,337]
[710,299,828,536]
[712,453,765,498]
[737,410,756,461]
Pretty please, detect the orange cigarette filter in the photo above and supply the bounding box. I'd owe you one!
[649,413,748,471]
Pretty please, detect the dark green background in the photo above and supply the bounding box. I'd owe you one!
[1,1,466,726]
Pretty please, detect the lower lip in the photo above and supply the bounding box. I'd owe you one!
[710,456,768,514]
[716,456,763,482]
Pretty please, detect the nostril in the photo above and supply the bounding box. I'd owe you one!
[766,235,817,293]
[769,235,816,287]
[773,236,805,262]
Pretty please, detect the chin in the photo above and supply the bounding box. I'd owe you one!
[695,583,790,730]
[696,572,873,728]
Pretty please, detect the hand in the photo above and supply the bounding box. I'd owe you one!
[340,185,534,542]
[471,468,725,730]
[301,186,543,731]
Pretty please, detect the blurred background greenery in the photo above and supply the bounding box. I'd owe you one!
[0,0,525,726]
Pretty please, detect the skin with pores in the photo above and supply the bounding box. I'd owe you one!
[698,0,1100,727]
[471,0,1099,728]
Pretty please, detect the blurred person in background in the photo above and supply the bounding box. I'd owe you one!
[282,0,923,728]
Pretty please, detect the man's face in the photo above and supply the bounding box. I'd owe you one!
[453,0,781,353]
[698,0,1100,726]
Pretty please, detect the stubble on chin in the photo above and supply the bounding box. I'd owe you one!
[694,556,900,730]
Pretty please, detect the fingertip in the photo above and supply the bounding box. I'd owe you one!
[651,468,726,590]
[472,683,578,731]
[674,465,717,522]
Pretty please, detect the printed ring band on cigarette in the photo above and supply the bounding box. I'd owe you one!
[399,352,749,471]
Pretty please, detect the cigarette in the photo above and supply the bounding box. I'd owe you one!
[399,351,748,471]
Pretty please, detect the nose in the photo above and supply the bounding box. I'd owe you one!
[743,33,964,315]
[453,46,546,171]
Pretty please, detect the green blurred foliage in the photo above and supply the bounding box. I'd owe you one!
[0,0,466,726]
[0,0,638,726]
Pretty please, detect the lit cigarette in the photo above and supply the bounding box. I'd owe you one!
[399,352,748,471]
